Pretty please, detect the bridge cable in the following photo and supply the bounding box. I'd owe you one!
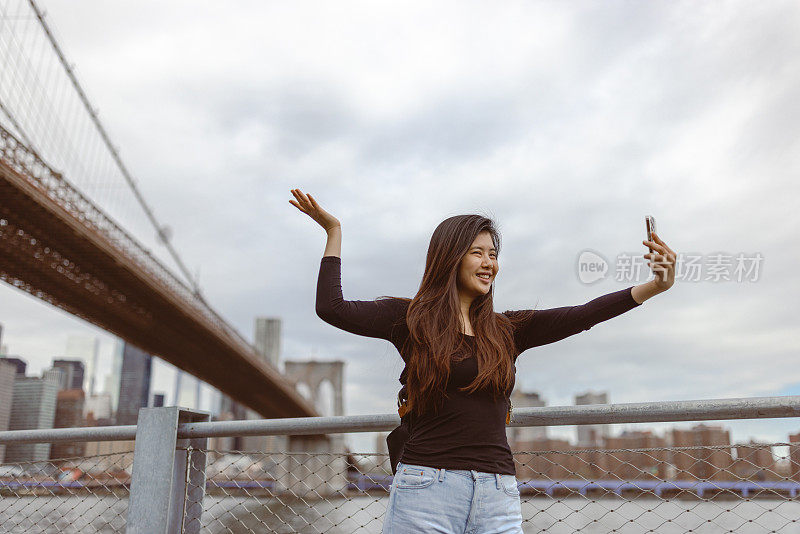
[26,0,207,302]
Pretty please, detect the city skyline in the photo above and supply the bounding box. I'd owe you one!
[2,329,799,459]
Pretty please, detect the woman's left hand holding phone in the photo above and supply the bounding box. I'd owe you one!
[642,232,676,292]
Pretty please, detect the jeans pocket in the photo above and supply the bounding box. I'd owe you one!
[395,463,436,489]
[500,474,520,497]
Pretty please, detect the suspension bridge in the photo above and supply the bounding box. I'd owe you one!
[0,0,316,419]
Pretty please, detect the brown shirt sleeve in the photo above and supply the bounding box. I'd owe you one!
[504,286,641,354]
[315,255,407,341]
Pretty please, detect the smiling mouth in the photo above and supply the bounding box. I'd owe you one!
[476,274,492,284]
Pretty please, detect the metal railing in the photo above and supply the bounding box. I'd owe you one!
[1,396,799,533]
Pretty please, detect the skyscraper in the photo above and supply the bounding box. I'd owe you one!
[0,360,16,462]
[104,340,124,414]
[254,317,281,368]
[52,359,85,391]
[507,390,547,447]
[575,390,611,447]
[0,322,7,357]
[65,336,99,396]
[0,356,26,375]
[51,389,86,459]
[115,342,152,425]
[174,369,198,408]
[6,369,61,462]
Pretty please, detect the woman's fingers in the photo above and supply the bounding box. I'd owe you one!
[289,199,308,214]
[289,191,308,211]
[291,189,313,211]
[292,189,310,207]
[652,232,676,257]
[289,190,312,215]
[650,233,668,254]
[644,234,676,260]
[643,239,666,255]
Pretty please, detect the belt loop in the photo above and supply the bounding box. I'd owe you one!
[438,468,445,482]
[495,473,501,489]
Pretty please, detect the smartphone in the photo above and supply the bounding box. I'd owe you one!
[645,215,656,255]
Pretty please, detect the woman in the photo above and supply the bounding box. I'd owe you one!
[289,188,676,534]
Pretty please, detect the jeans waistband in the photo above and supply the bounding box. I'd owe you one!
[446,468,495,480]
[397,461,507,484]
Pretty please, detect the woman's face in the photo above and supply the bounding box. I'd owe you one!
[457,230,499,298]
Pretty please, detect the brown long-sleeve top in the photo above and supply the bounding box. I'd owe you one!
[315,255,642,475]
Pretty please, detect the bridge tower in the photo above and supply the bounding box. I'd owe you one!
[279,360,348,497]
[283,360,345,416]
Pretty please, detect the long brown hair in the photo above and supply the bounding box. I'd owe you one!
[391,214,534,418]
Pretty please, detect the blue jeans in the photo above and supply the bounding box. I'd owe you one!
[382,461,523,534]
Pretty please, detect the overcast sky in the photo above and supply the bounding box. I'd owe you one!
[2,0,799,453]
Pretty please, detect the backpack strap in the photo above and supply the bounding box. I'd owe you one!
[397,383,410,417]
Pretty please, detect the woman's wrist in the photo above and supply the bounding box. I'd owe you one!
[323,225,342,258]
[631,279,665,304]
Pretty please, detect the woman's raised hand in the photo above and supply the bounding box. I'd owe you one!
[643,232,676,292]
[289,188,341,232]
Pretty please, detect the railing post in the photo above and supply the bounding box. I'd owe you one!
[125,406,210,534]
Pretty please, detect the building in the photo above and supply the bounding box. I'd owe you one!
[733,440,777,481]
[0,322,7,356]
[213,394,249,452]
[84,412,136,462]
[0,359,16,462]
[84,392,113,421]
[115,342,152,425]
[65,336,99,396]
[602,430,669,480]
[514,438,579,481]
[103,340,124,416]
[0,356,27,375]
[174,369,198,409]
[50,389,86,459]
[507,389,547,447]
[254,316,282,369]
[52,359,85,391]
[5,368,61,462]
[789,432,800,482]
[670,424,735,481]
[575,390,610,446]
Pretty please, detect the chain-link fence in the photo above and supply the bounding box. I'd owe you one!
[0,451,132,533]
[2,401,800,533]
[176,443,800,534]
